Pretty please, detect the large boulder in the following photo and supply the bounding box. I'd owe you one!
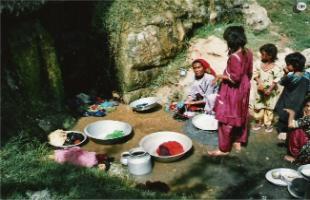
[95,0,209,102]
[242,0,271,32]
[301,48,310,68]
[95,0,248,102]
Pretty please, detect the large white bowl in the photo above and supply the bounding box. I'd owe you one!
[129,97,159,111]
[192,114,218,130]
[139,131,192,162]
[84,120,132,141]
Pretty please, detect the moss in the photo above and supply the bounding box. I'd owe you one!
[38,24,64,108]
[8,24,42,102]
[8,21,64,108]
[3,20,67,143]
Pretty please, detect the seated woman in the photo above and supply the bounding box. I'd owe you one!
[283,97,310,163]
[174,59,218,118]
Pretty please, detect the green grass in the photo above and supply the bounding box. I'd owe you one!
[0,135,180,199]
[257,0,310,50]
[149,50,188,89]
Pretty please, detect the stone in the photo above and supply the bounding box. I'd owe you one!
[301,48,310,67]
[96,0,209,99]
[95,0,248,102]
[242,0,271,32]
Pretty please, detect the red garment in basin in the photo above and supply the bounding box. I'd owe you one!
[157,141,184,156]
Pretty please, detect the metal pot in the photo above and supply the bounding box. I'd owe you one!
[120,147,152,175]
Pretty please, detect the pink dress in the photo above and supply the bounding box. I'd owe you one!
[214,50,253,152]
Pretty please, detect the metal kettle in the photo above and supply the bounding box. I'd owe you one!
[120,147,152,175]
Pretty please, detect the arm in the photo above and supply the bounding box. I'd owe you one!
[225,54,243,84]
[284,109,296,128]
[279,67,291,86]
[265,65,284,95]
[212,55,243,85]
[264,82,276,96]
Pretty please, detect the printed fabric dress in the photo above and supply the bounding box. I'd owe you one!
[253,62,283,110]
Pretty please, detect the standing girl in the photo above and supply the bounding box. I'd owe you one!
[208,26,253,156]
[252,44,283,133]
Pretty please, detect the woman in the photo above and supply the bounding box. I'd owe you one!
[208,26,253,156]
[185,59,218,114]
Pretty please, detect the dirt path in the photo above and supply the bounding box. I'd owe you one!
[73,104,294,199]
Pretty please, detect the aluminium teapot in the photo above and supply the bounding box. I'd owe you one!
[120,147,152,175]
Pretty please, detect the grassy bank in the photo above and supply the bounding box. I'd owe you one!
[0,136,180,199]
[257,0,310,50]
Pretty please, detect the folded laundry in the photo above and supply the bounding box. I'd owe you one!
[54,147,98,167]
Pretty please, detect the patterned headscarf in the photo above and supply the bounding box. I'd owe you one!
[192,59,216,77]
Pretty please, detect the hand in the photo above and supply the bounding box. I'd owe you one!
[288,122,295,128]
[212,75,222,85]
[257,84,265,92]
[184,101,193,105]
[283,67,289,74]
[264,89,271,96]
[283,108,295,116]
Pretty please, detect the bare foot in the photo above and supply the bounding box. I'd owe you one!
[233,142,242,152]
[284,155,295,163]
[207,149,229,157]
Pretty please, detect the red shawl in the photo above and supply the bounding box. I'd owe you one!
[193,59,216,77]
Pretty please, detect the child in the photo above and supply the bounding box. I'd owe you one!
[208,26,253,156]
[283,97,310,163]
[275,52,309,140]
[252,44,283,133]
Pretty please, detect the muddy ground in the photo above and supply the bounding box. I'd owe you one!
[74,104,298,199]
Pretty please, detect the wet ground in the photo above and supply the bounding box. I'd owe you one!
[74,104,300,199]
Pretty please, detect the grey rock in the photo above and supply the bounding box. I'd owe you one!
[242,0,271,31]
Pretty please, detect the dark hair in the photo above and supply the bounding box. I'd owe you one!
[304,96,310,105]
[259,43,278,62]
[223,26,247,54]
[285,52,306,72]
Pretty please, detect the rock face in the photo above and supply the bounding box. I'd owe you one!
[242,0,271,32]
[301,48,310,67]
[95,0,248,102]
[96,0,209,102]
[6,21,64,108]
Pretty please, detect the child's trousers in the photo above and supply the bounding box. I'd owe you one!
[253,109,274,126]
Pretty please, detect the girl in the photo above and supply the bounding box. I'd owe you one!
[208,26,253,156]
[283,97,310,163]
[252,44,283,133]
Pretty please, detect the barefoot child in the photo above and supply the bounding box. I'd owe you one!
[252,44,283,133]
[283,97,310,163]
[275,52,309,140]
[208,26,253,156]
